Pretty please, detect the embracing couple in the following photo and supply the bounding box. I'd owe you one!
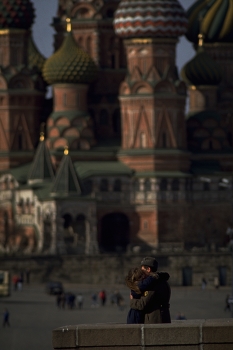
[125,256,171,324]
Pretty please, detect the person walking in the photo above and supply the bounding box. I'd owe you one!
[129,257,171,324]
[99,290,107,306]
[3,308,10,327]
[224,294,231,311]
[201,277,207,290]
[77,293,84,309]
[214,276,219,289]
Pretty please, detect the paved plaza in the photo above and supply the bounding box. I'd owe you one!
[0,282,232,350]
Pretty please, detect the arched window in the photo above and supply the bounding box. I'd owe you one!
[113,108,121,135]
[171,179,179,191]
[83,179,93,195]
[185,178,193,191]
[74,214,86,245]
[113,179,121,192]
[144,179,151,191]
[99,109,109,125]
[160,179,167,191]
[100,179,108,192]
[133,180,140,191]
[63,213,73,229]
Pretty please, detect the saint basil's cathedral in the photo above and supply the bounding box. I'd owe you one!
[0,0,233,255]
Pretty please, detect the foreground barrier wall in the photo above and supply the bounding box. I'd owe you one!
[53,320,233,350]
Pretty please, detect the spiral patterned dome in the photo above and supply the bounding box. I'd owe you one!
[114,0,188,38]
[0,0,35,30]
[181,46,222,86]
[186,0,233,44]
[43,32,97,85]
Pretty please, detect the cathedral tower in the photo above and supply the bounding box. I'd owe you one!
[52,0,126,142]
[43,19,97,155]
[114,0,190,172]
[0,0,46,170]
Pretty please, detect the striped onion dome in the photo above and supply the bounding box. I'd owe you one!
[186,0,233,44]
[181,44,222,86]
[43,32,97,85]
[113,0,188,38]
[0,0,35,30]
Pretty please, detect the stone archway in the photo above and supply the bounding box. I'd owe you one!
[100,213,130,252]
[43,214,52,253]
[73,214,86,253]
[62,213,74,245]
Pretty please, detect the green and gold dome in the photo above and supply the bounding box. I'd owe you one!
[43,21,97,85]
[186,0,233,44]
[181,35,222,86]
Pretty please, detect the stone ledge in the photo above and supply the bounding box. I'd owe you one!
[52,319,233,349]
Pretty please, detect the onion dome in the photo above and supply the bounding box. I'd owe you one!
[114,0,188,38]
[28,36,46,72]
[186,0,233,44]
[0,0,35,30]
[181,35,222,86]
[43,29,97,85]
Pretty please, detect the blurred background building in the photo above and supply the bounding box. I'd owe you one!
[0,0,233,256]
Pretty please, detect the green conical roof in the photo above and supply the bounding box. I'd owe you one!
[43,32,97,85]
[28,35,46,73]
[27,135,55,183]
[181,46,222,86]
[51,150,82,196]
[186,0,233,44]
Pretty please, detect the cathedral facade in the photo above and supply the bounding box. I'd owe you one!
[0,0,233,255]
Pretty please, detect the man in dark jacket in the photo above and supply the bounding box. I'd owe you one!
[129,257,171,324]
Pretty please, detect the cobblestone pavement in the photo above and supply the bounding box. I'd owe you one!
[0,283,232,350]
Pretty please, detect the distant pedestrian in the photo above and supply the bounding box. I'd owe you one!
[60,293,66,309]
[56,293,62,308]
[91,292,98,307]
[77,293,84,309]
[99,290,107,306]
[12,275,18,291]
[3,308,10,327]
[214,276,219,289]
[25,269,31,284]
[176,312,187,320]
[69,294,76,310]
[201,277,207,290]
[224,294,231,311]
[17,276,23,291]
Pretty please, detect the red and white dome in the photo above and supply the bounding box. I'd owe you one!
[114,0,188,39]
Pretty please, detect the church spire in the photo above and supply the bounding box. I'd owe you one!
[27,126,54,184]
[51,146,82,196]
